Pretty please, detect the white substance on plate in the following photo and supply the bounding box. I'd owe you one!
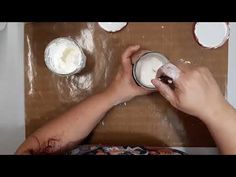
[98,22,127,32]
[194,22,229,48]
[45,38,86,75]
[135,55,165,88]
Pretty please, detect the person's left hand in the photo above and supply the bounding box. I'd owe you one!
[105,45,152,105]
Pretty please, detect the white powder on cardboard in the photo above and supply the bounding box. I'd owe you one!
[45,38,86,75]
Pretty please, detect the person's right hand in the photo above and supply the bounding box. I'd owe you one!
[151,61,230,122]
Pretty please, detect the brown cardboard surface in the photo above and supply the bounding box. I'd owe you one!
[25,22,228,147]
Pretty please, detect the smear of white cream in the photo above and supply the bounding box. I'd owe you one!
[76,23,95,54]
[27,35,36,95]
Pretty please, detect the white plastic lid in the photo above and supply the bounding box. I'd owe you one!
[194,22,229,49]
[98,22,127,32]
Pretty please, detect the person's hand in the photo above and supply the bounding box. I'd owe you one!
[105,45,151,105]
[151,61,229,121]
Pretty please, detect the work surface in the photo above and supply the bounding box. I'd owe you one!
[2,22,236,154]
[24,22,228,147]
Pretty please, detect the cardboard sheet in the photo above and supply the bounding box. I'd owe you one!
[24,22,228,147]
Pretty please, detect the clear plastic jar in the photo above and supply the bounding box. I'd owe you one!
[44,37,86,77]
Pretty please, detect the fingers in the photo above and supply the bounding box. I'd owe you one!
[151,79,176,104]
[156,63,182,81]
[121,45,140,72]
[121,45,140,65]
[131,50,149,64]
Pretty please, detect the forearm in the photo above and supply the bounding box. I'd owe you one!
[16,45,147,155]
[16,90,117,155]
[201,102,236,154]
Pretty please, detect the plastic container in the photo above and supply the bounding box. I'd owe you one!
[44,37,86,76]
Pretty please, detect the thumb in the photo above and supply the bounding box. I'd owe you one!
[151,79,176,104]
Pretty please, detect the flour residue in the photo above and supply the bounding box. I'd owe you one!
[179,58,191,64]
[76,23,95,54]
[158,108,187,146]
[55,73,93,103]
[27,35,37,95]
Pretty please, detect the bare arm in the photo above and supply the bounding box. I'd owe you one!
[16,91,117,154]
[16,45,150,155]
[201,101,236,154]
[152,61,236,154]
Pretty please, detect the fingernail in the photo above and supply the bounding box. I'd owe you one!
[151,79,160,86]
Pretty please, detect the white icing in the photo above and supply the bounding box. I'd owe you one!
[135,53,167,88]
[194,22,229,48]
[45,38,86,75]
[98,22,127,32]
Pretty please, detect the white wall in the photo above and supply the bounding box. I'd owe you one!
[0,23,25,154]
[227,23,236,108]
